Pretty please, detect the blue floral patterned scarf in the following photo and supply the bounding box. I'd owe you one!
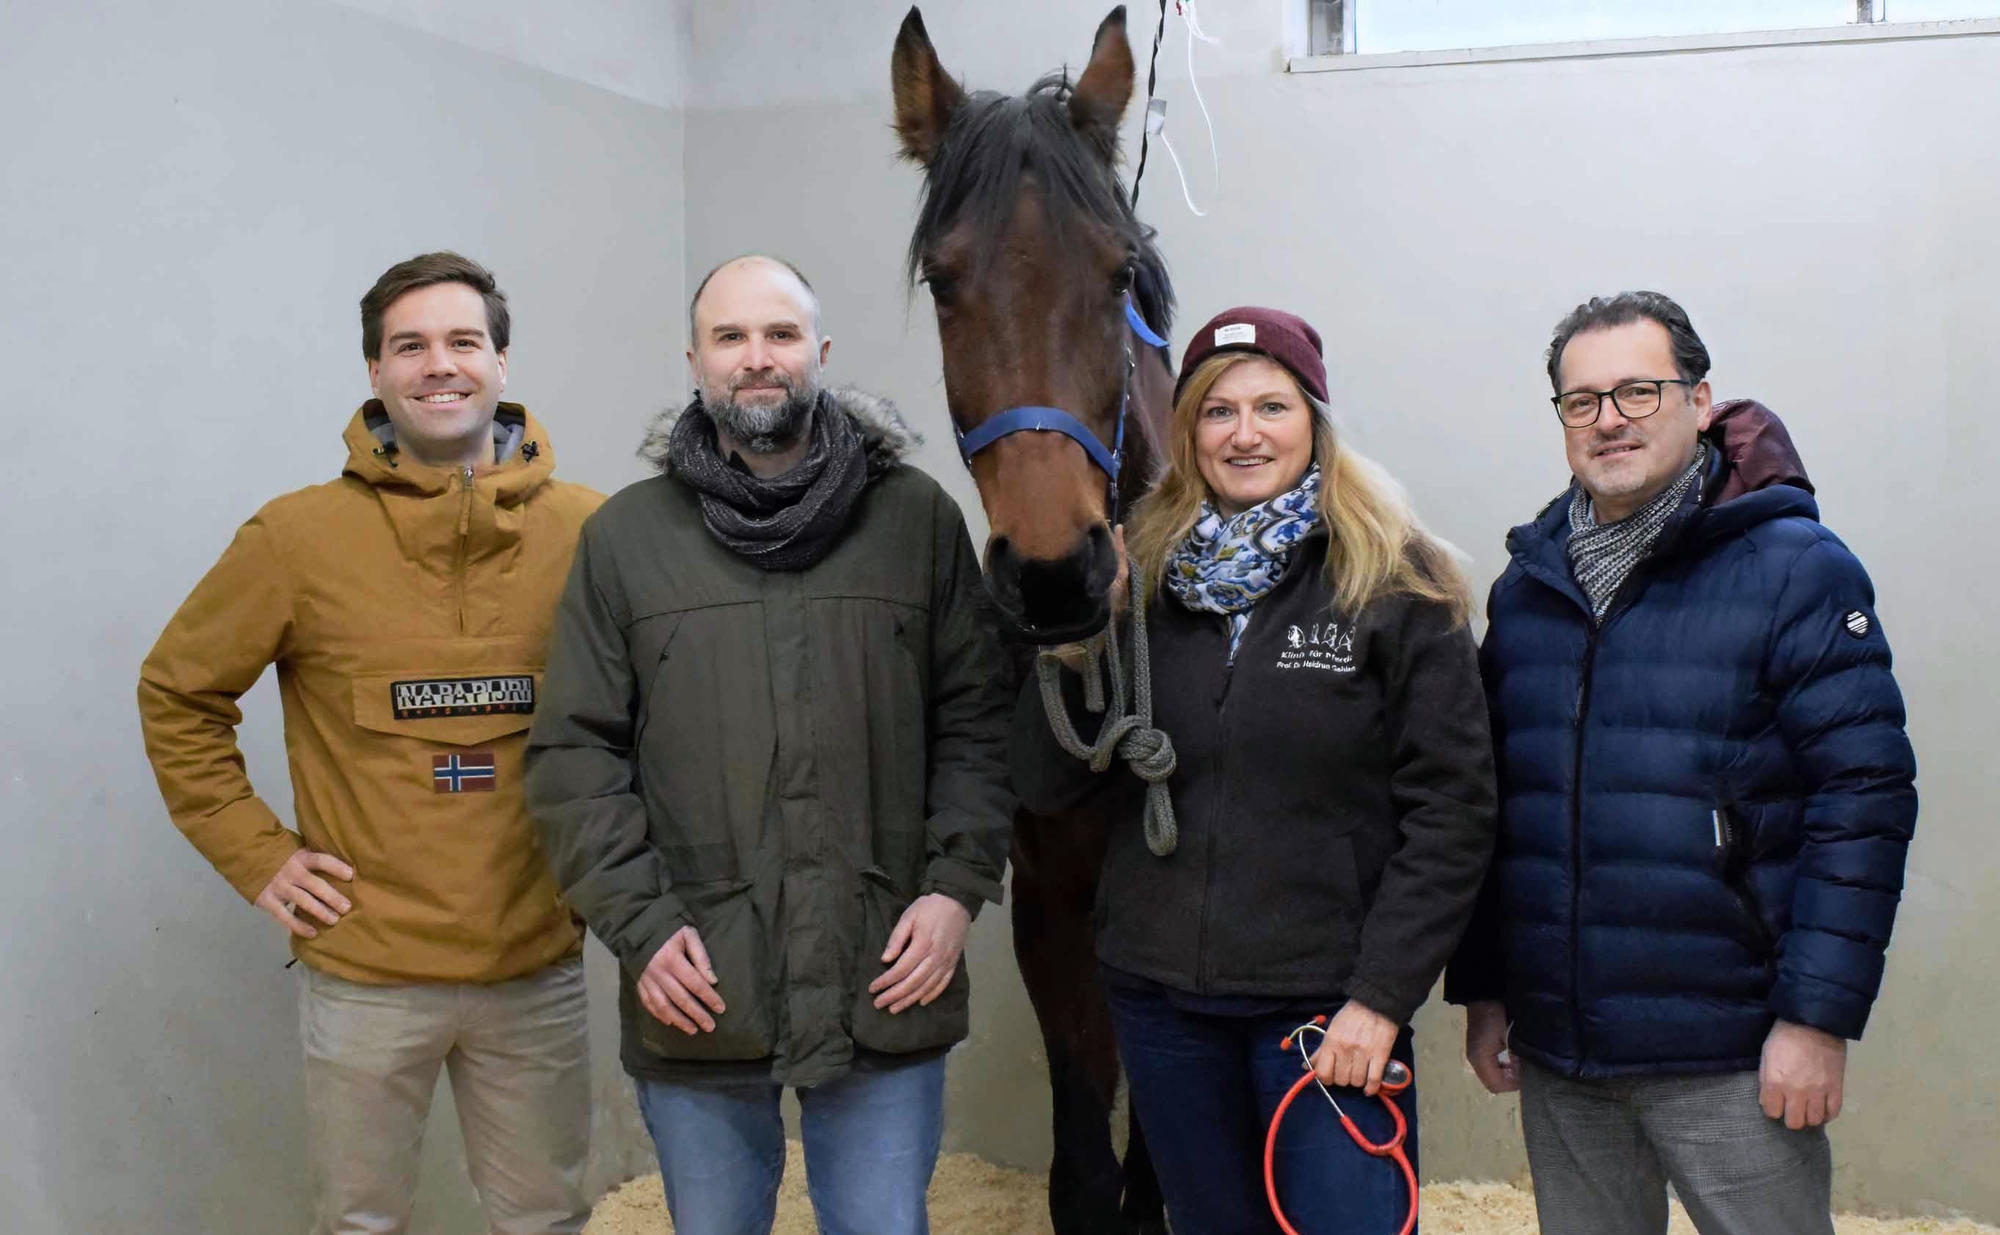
[1162,465,1323,662]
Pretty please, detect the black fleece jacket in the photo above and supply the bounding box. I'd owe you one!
[1011,533,1497,1024]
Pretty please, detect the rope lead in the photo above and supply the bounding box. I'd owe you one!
[1035,568,1179,856]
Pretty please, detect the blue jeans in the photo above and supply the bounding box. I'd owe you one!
[632,1054,946,1235]
[1105,980,1419,1235]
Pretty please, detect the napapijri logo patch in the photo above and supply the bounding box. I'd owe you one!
[1844,610,1872,639]
[391,675,535,719]
[433,751,497,793]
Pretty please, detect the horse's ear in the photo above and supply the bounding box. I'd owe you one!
[892,6,966,166]
[1069,6,1133,161]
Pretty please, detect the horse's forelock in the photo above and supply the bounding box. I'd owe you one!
[905,76,1174,338]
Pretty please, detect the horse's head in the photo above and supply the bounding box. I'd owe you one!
[894,6,1173,643]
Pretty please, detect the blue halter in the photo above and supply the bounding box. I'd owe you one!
[953,293,1170,518]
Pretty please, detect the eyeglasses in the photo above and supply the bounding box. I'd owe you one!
[1551,379,1692,428]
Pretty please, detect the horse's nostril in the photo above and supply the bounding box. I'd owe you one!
[1008,538,1115,642]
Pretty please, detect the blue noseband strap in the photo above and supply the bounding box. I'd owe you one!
[954,405,1121,480]
[952,295,1169,518]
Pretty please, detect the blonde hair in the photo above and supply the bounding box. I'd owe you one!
[1127,352,1473,625]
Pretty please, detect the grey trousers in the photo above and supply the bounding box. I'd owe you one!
[1519,1059,1834,1235]
[299,956,592,1235]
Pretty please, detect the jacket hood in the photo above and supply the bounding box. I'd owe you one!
[1706,398,1812,502]
[341,401,556,502]
[642,386,922,481]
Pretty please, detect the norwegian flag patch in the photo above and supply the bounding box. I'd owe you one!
[433,751,497,793]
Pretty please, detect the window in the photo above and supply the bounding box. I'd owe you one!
[1305,0,2000,57]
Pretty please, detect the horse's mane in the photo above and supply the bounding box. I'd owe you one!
[905,73,1175,339]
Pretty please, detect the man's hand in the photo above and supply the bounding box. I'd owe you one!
[253,849,354,939]
[1760,1019,1847,1129]
[869,893,971,1014]
[1309,1000,1401,1096]
[1464,1000,1520,1094]
[640,925,726,1035]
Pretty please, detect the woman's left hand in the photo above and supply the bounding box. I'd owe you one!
[1309,1001,1401,1096]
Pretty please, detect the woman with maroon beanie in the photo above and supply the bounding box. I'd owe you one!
[1013,306,1497,1233]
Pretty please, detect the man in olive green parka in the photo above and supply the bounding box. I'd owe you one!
[525,256,1014,1235]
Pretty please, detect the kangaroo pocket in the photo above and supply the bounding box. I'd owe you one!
[634,878,779,1062]
[299,638,568,980]
[850,867,969,1056]
[341,642,543,786]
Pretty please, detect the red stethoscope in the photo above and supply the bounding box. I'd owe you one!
[1263,1015,1419,1235]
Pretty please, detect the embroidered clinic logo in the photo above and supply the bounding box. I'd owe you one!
[392,675,535,720]
[433,751,496,794]
[1278,622,1357,673]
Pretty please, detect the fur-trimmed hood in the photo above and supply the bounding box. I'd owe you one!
[640,386,922,480]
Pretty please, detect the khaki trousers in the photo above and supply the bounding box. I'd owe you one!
[299,956,591,1235]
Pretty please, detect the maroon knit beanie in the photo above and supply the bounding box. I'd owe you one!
[1175,306,1329,405]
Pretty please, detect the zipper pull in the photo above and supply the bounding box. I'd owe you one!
[457,464,475,535]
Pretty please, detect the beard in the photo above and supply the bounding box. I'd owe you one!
[702,366,821,456]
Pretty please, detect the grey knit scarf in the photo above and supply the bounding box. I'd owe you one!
[1566,440,1709,619]
[667,391,868,572]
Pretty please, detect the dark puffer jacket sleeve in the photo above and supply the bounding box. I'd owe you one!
[915,492,1017,917]
[1763,536,1918,1040]
[1345,598,1500,1024]
[525,518,692,979]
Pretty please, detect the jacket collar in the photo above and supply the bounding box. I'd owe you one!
[338,401,559,569]
[1506,435,1821,611]
[341,401,555,502]
[644,386,922,485]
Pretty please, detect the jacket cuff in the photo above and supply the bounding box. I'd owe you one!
[1770,972,1873,1041]
[919,859,1003,921]
[615,897,694,984]
[1343,973,1422,1027]
[192,799,303,903]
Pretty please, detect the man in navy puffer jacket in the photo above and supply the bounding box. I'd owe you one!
[1445,292,1917,1235]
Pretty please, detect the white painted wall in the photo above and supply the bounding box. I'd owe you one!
[324,0,691,109]
[681,0,2000,1219]
[0,1,684,1229]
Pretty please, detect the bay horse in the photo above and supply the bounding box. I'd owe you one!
[893,8,1175,1233]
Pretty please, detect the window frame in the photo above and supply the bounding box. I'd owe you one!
[1295,0,2000,71]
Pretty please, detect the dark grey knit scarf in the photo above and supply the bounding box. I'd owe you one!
[667,391,868,572]
[1566,440,1709,619]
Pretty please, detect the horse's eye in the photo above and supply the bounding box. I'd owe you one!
[1111,264,1136,295]
[922,272,958,307]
